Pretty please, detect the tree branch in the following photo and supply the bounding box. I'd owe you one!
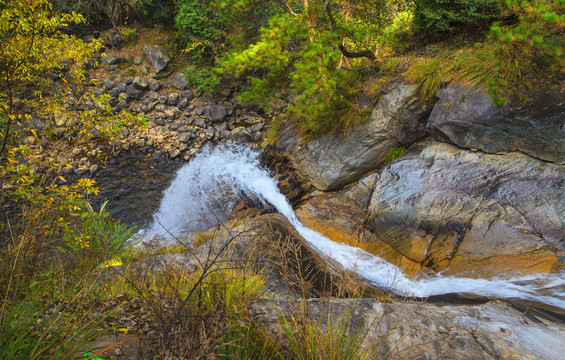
[326,3,376,61]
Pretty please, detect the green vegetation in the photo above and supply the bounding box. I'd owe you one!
[168,0,563,137]
[281,306,378,360]
[414,0,500,35]
[384,146,406,162]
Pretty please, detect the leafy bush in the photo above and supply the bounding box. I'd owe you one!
[175,0,225,42]
[65,200,138,264]
[184,65,222,93]
[487,0,565,103]
[414,0,500,34]
[380,11,415,54]
[220,12,359,135]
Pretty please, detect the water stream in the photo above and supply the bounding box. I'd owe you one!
[146,143,565,309]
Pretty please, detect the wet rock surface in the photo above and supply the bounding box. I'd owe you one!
[296,140,565,277]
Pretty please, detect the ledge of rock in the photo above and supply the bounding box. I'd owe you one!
[427,83,565,164]
[252,298,565,360]
[271,84,431,191]
[295,139,564,277]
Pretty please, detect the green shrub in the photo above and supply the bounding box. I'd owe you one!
[65,200,138,265]
[184,65,222,93]
[380,11,415,54]
[487,0,565,103]
[384,145,406,162]
[414,0,500,35]
[175,0,225,42]
[220,12,360,136]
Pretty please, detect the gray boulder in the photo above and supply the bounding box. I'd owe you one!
[171,72,188,90]
[272,84,430,191]
[126,85,143,99]
[143,45,170,73]
[103,79,115,90]
[230,127,254,143]
[178,132,192,143]
[166,93,179,106]
[184,90,194,102]
[101,54,124,66]
[177,97,188,109]
[109,88,121,98]
[427,84,565,164]
[132,76,149,90]
[205,105,227,123]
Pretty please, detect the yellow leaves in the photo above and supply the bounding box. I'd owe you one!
[100,258,123,268]
[76,178,100,196]
[77,178,96,189]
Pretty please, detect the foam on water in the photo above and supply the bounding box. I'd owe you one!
[148,143,565,309]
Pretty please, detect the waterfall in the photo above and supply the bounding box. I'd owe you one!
[148,143,565,309]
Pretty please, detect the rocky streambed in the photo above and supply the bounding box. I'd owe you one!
[24,42,564,358]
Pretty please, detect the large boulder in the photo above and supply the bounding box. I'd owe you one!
[171,72,188,90]
[101,53,124,66]
[272,84,430,191]
[364,140,564,275]
[131,76,149,90]
[427,84,565,164]
[296,139,564,277]
[142,45,170,73]
[205,105,227,123]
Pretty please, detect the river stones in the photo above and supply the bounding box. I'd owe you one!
[171,72,188,90]
[101,53,124,66]
[131,76,149,90]
[272,84,430,191]
[427,83,565,164]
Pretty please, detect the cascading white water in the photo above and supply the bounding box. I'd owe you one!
[148,143,565,309]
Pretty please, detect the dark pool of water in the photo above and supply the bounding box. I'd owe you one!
[91,151,184,228]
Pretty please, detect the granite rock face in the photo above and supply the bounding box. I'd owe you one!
[295,140,564,276]
[427,84,565,164]
[272,84,430,191]
[365,140,564,275]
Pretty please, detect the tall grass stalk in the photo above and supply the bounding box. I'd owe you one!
[280,304,378,360]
